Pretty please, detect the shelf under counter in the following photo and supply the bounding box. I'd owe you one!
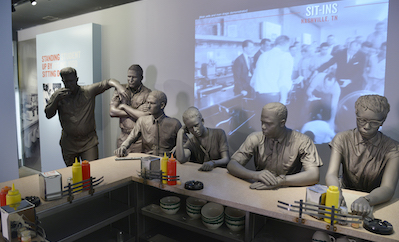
[39,196,135,242]
[141,204,245,242]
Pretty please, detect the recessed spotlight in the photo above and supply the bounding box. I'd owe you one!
[30,0,37,6]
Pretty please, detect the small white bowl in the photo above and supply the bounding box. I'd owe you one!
[202,217,224,230]
[225,217,245,226]
[225,207,246,219]
[186,197,207,208]
[161,205,180,215]
[225,220,245,232]
[186,209,201,219]
[160,196,180,206]
[201,202,224,220]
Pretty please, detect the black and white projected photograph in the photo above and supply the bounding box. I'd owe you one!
[194,0,388,145]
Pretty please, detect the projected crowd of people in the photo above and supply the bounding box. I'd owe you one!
[232,21,387,144]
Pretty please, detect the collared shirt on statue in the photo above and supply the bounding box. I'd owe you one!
[231,129,323,176]
[329,128,399,192]
[121,113,182,156]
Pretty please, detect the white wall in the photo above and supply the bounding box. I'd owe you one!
[17,0,399,196]
[0,0,19,182]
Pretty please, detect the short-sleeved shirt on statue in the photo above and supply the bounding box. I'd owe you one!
[121,114,182,156]
[183,128,229,164]
[231,129,323,176]
[55,80,111,154]
[110,84,151,133]
[329,128,399,192]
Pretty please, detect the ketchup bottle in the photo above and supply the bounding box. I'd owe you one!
[167,154,177,185]
[82,160,91,190]
[0,186,11,206]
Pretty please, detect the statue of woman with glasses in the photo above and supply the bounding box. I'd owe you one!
[325,95,399,216]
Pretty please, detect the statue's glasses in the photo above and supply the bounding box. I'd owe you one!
[356,117,383,128]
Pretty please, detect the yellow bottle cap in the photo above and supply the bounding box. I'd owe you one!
[73,157,80,166]
[7,184,19,196]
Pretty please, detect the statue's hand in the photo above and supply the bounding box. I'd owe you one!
[117,86,129,101]
[55,88,71,101]
[249,182,277,190]
[351,197,372,217]
[255,170,278,186]
[114,147,128,157]
[198,161,214,171]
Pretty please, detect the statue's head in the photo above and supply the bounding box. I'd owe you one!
[60,67,79,93]
[182,106,206,138]
[127,64,143,89]
[147,90,167,116]
[355,95,389,139]
[261,102,287,139]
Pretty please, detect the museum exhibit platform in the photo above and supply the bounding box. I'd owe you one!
[1,154,398,242]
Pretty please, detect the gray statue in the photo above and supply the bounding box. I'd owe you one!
[227,102,323,189]
[114,90,183,157]
[45,67,128,166]
[110,64,151,153]
[176,106,230,171]
[326,95,399,216]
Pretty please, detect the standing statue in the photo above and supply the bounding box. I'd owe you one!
[227,102,323,190]
[176,106,230,171]
[110,64,151,153]
[45,67,128,166]
[114,90,183,157]
[326,95,399,216]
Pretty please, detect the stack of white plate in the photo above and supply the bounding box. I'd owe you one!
[224,207,246,232]
[186,197,207,219]
[160,196,180,215]
[201,202,224,230]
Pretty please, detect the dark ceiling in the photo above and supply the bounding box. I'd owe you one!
[12,0,139,34]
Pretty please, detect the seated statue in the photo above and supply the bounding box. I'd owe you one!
[227,102,323,190]
[114,90,182,157]
[175,106,230,171]
[326,95,399,216]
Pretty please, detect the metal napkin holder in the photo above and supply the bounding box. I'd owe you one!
[44,176,104,204]
[277,199,362,231]
[137,170,180,188]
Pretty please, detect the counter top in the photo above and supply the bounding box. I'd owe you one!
[1,154,398,242]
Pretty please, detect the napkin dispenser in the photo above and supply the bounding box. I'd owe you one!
[39,170,62,201]
[306,184,328,205]
[140,156,160,179]
[1,200,36,241]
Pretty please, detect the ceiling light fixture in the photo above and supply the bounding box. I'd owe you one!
[30,0,37,6]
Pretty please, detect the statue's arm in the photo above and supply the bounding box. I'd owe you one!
[175,128,191,164]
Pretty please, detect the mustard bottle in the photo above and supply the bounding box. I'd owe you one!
[6,184,21,209]
[161,153,168,184]
[72,158,83,192]
[324,185,339,223]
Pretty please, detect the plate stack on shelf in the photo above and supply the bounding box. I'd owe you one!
[186,197,207,219]
[201,202,224,230]
[224,207,246,232]
[160,196,180,215]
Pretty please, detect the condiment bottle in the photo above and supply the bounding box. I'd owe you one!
[72,158,83,192]
[82,160,91,190]
[6,184,21,206]
[167,153,177,185]
[0,186,11,207]
[161,153,168,184]
[324,185,339,223]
